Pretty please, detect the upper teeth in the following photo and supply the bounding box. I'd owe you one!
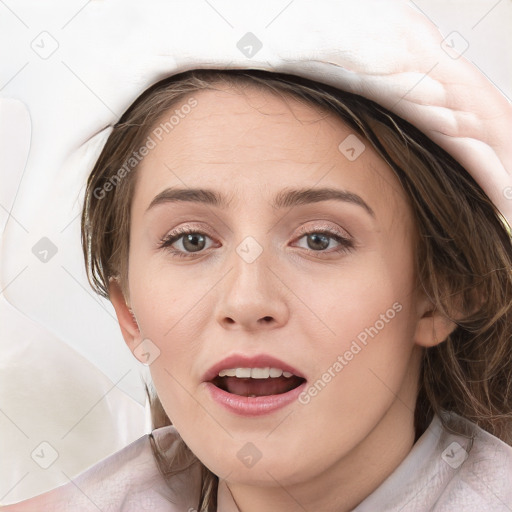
[218,367,294,379]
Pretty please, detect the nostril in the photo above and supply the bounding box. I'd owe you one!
[261,316,273,323]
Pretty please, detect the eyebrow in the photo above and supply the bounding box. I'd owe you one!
[146,186,375,217]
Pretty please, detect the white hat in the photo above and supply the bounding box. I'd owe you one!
[109,0,512,225]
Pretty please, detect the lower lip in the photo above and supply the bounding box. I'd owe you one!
[205,381,307,416]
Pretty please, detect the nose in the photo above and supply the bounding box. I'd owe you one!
[214,241,290,332]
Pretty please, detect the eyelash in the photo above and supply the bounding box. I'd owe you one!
[158,225,355,259]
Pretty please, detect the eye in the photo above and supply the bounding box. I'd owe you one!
[158,227,216,258]
[293,225,354,255]
[158,224,355,259]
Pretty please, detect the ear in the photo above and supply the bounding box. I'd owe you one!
[109,278,142,352]
[413,291,461,348]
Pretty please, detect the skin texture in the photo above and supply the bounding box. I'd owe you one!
[109,85,458,511]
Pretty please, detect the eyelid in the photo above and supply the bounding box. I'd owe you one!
[294,221,352,240]
[158,223,217,248]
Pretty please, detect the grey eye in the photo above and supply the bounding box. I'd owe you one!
[180,233,207,252]
[305,233,330,251]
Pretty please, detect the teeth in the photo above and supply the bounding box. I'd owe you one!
[251,367,270,379]
[269,367,283,378]
[218,369,237,377]
[235,368,251,378]
[218,367,295,378]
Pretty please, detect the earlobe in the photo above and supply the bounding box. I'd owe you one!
[109,278,142,351]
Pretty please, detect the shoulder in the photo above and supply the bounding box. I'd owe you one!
[353,412,512,511]
[1,425,202,512]
[435,412,512,511]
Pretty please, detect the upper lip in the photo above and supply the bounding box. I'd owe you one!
[203,353,306,382]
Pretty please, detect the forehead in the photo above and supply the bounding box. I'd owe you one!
[155,85,340,163]
[133,84,410,230]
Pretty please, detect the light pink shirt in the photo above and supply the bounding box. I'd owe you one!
[2,412,511,511]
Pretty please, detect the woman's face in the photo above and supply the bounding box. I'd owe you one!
[113,84,438,497]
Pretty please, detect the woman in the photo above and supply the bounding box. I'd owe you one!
[2,1,511,510]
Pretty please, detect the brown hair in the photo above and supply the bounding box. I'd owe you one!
[81,69,512,511]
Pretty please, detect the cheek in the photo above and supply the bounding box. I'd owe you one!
[128,249,207,338]
[127,255,213,424]
[295,243,418,416]
[302,245,415,355]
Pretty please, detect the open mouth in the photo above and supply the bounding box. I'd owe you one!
[210,368,306,397]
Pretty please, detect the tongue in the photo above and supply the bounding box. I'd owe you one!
[221,376,302,397]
